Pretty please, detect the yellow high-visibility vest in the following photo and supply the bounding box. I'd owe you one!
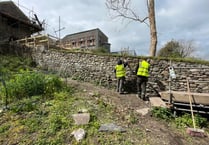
[115,64,125,78]
[137,60,150,77]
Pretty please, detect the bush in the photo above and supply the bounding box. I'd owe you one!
[91,47,109,54]
[43,75,63,98]
[0,70,63,102]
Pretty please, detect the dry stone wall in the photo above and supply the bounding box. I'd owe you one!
[32,47,209,96]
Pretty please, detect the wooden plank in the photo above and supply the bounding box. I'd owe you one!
[159,91,209,105]
[38,40,48,43]
[149,97,167,108]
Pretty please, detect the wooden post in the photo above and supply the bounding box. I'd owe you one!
[169,60,172,104]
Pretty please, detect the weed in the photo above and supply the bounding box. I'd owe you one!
[175,113,208,128]
[0,124,10,133]
[151,107,174,121]
[10,98,38,113]
[20,117,42,133]
[128,112,138,124]
[43,74,63,98]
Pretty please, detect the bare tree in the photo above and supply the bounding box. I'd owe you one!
[178,40,195,58]
[106,0,157,56]
[157,39,196,58]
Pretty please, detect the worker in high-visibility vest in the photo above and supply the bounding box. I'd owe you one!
[135,59,150,100]
[114,59,128,94]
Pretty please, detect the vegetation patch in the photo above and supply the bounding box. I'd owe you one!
[151,107,208,132]
[151,107,174,121]
[0,61,130,144]
[175,113,208,129]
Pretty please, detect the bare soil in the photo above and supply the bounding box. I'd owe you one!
[68,79,209,145]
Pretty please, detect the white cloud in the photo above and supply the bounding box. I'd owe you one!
[156,0,209,60]
[3,0,209,60]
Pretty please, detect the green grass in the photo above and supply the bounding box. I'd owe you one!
[0,60,143,145]
[0,88,142,144]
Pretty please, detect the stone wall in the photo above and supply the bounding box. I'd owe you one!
[32,47,209,96]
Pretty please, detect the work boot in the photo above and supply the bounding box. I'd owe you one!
[136,94,139,99]
[137,92,141,98]
[119,92,124,94]
[141,93,145,100]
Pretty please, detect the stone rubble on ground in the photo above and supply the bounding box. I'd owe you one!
[88,92,94,96]
[78,108,88,113]
[71,128,86,142]
[99,123,126,132]
[72,113,90,125]
[136,108,150,116]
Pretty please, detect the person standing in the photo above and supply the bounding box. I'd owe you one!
[114,59,126,94]
[135,58,150,100]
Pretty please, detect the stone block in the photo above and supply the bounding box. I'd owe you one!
[72,113,90,125]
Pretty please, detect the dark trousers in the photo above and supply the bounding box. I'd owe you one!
[116,76,125,93]
[137,76,148,99]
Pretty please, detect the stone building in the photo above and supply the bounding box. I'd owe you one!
[0,1,42,42]
[62,28,111,52]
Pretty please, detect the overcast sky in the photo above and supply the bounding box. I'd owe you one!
[3,0,209,60]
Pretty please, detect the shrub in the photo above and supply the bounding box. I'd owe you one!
[43,75,63,98]
[91,47,109,54]
[4,71,45,99]
[0,70,63,102]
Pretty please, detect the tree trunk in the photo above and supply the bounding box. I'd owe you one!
[148,0,157,57]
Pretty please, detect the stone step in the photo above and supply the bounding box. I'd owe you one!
[149,97,167,108]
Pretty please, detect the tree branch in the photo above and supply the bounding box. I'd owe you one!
[106,0,149,26]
